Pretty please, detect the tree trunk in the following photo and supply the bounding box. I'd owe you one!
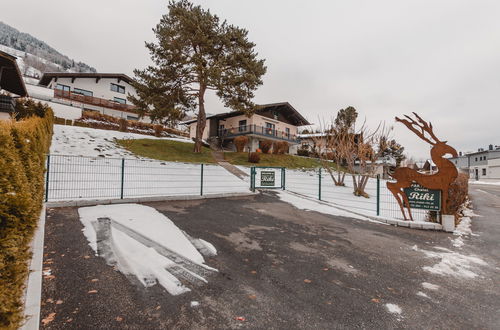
[193,86,207,153]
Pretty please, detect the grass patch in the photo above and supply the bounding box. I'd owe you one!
[223,152,324,169]
[116,139,340,170]
[117,139,216,163]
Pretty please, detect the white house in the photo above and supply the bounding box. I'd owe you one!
[450,145,500,180]
[36,72,151,122]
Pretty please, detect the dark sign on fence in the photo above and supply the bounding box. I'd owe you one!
[403,183,441,211]
[260,171,275,187]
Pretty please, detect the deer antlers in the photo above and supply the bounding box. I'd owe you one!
[395,112,441,145]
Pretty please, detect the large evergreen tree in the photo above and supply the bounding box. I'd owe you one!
[129,0,266,152]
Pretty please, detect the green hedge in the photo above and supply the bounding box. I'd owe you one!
[0,108,53,329]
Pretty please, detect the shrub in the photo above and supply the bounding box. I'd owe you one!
[248,152,260,163]
[448,172,469,217]
[0,108,53,328]
[119,118,128,132]
[260,140,272,154]
[297,148,310,157]
[153,124,163,137]
[273,141,289,154]
[234,136,248,152]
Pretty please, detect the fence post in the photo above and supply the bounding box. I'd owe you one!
[376,174,380,216]
[250,167,254,192]
[120,158,125,199]
[45,154,50,202]
[281,167,286,190]
[318,167,322,201]
[200,163,204,196]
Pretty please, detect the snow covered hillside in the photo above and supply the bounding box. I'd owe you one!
[47,125,251,201]
[51,124,192,158]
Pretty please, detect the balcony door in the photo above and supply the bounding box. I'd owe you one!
[265,122,275,136]
[239,120,247,132]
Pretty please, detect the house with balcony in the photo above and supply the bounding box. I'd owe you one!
[37,72,150,122]
[183,102,310,153]
[0,50,28,119]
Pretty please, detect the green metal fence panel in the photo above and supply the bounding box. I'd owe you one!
[318,167,322,201]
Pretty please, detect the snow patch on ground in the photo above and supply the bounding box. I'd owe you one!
[78,204,217,295]
[421,282,440,291]
[417,291,430,298]
[418,246,487,279]
[385,303,402,314]
[277,191,374,221]
[51,124,192,158]
[469,180,500,186]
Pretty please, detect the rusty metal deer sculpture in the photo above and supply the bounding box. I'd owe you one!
[387,113,458,220]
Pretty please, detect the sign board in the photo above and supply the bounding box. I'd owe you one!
[403,183,441,211]
[260,171,275,187]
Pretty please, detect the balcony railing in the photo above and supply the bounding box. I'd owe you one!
[54,89,137,112]
[218,124,298,142]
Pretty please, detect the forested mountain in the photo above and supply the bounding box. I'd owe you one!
[0,21,96,75]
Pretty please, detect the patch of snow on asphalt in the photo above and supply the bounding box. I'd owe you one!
[51,124,192,158]
[277,191,373,221]
[417,291,430,299]
[421,282,440,291]
[78,204,217,295]
[420,247,487,279]
[385,303,402,314]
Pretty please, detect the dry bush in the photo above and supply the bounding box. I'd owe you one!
[260,140,273,154]
[119,118,128,132]
[272,141,289,154]
[153,125,163,137]
[448,172,469,216]
[234,136,249,152]
[248,152,260,163]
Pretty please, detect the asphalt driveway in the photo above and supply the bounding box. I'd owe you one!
[40,191,499,329]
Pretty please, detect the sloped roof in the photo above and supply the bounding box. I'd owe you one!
[0,50,28,96]
[182,102,310,126]
[39,72,134,86]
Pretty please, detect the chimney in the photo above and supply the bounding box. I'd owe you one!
[489,144,493,151]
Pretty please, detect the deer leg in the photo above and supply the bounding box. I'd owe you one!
[387,183,408,220]
[401,191,414,221]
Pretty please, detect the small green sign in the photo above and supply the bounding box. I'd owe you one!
[404,183,441,211]
[260,171,275,187]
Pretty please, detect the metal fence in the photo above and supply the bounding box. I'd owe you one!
[45,154,250,201]
[256,167,431,222]
[45,156,433,222]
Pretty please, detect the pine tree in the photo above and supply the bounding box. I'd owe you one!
[129,0,266,152]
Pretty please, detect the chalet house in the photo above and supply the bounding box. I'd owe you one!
[36,72,151,122]
[183,102,310,153]
[0,50,28,119]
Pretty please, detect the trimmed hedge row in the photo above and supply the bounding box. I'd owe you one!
[0,109,54,329]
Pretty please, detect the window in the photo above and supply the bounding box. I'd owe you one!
[110,83,125,94]
[73,88,93,97]
[475,157,478,162]
[238,120,247,132]
[482,168,487,176]
[55,84,70,92]
[113,97,127,104]
[285,127,290,137]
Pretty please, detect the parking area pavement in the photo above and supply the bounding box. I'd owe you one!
[40,191,499,329]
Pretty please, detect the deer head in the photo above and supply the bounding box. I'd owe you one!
[396,112,458,158]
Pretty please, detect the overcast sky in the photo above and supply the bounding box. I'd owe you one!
[3,0,500,159]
